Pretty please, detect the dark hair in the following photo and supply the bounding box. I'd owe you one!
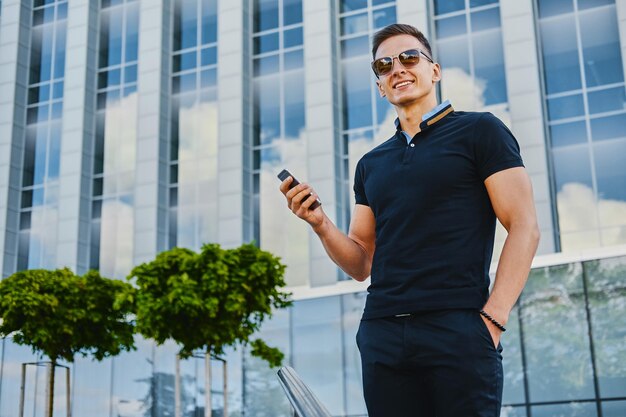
[371,23,433,60]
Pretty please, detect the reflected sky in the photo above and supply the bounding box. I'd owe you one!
[253,0,308,287]
[539,0,626,252]
[18,1,67,271]
[91,0,139,278]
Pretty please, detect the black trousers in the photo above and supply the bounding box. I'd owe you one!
[356,309,503,417]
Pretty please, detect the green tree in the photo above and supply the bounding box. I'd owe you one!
[0,268,136,417]
[130,243,291,416]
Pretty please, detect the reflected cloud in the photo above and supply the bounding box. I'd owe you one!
[260,134,310,287]
[100,198,134,279]
[104,93,138,195]
[557,182,626,250]
[174,99,219,249]
[441,67,511,126]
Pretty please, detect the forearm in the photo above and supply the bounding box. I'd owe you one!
[312,215,372,281]
[484,221,540,325]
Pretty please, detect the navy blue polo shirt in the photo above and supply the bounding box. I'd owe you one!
[354,103,524,319]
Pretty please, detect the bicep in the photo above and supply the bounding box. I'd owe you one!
[348,204,376,259]
[484,167,537,230]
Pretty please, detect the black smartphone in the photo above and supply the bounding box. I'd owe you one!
[277,169,322,210]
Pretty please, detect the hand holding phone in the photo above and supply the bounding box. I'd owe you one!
[277,169,322,210]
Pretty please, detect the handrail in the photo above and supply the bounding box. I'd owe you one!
[277,366,332,417]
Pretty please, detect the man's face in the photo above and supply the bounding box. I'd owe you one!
[374,34,441,108]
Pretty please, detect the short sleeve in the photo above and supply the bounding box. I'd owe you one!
[353,159,369,206]
[473,112,524,181]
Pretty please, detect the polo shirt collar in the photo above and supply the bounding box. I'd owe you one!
[394,100,454,143]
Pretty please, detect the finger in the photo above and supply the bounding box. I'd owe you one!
[300,192,320,211]
[285,182,309,200]
[279,177,293,194]
[292,187,313,207]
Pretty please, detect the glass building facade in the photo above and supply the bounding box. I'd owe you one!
[537,0,626,252]
[18,0,67,271]
[0,0,625,415]
[169,0,219,250]
[90,0,139,278]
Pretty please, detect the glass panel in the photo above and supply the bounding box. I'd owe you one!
[179,0,198,49]
[53,21,66,79]
[540,15,581,94]
[254,54,280,76]
[500,406,528,417]
[434,0,465,15]
[100,7,123,68]
[537,0,574,17]
[201,0,218,44]
[201,46,217,66]
[578,0,615,10]
[283,27,303,48]
[341,0,367,13]
[585,257,626,398]
[343,292,368,416]
[254,75,281,144]
[531,402,598,417]
[602,400,626,416]
[550,121,587,147]
[471,7,501,32]
[292,297,345,416]
[593,139,626,203]
[283,0,302,26]
[437,38,471,75]
[283,71,305,138]
[579,6,624,87]
[587,86,626,114]
[372,6,396,29]
[342,57,373,129]
[284,49,303,71]
[472,31,507,105]
[436,15,467,39]
[255,0,279,31]
[521,264,595,402]
[341,35,369,58]
[243,309,292,416]
[110,338,153,417]
[547,94,585,120]
[254,32,280,54]
[470,0,498,6]
[590,113,626,141]
[341,12,368,36]
[72,356,112,417]
[501,307,526,404]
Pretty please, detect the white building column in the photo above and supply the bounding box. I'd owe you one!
[302,0,340,286]
[500,0,556,255]
[57,0,98,273]
[395,0,428,34]
[0,0,30,277]
[133,0,171,266]
[217,0,246,248]
[617,0,626,83]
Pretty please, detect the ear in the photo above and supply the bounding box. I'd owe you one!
[376,79,386,97]
[432,62,442,83]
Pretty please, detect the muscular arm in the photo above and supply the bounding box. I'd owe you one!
[483,167,540,342]
[279,177,375,281]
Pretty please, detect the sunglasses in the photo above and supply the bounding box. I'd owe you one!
[371,49,434,77]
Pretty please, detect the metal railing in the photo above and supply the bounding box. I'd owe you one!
[277,366,332,417]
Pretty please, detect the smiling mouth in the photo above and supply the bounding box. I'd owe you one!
[394,80,414,89]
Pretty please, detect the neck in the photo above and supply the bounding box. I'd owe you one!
[395,96,438,138]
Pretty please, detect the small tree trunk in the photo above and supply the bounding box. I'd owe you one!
[47,360,56,417]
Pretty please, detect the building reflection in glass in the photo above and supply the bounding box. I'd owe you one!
[337,0,397,234]
[252,0,309,286]
[538,0,626,251]
[168,0,219,251]
[18,0,68,271]
[90,0,139,279]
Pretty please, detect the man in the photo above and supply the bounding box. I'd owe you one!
[279,23,539,416]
